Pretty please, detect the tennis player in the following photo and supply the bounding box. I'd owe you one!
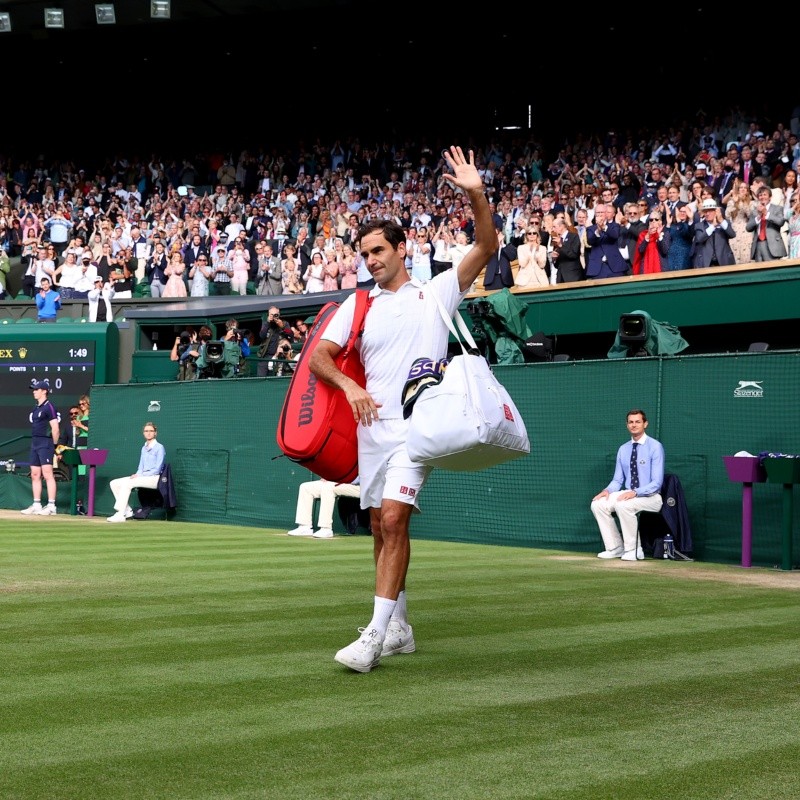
[308,146,495,672]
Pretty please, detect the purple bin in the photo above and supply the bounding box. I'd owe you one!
[79,449,109,518]
[722,455,767,568]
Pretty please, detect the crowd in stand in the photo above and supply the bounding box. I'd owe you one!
[2,102,799,313]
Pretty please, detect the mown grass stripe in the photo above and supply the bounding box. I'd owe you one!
[1,517,799,799]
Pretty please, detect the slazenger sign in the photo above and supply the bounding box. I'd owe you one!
[733,381,764,398]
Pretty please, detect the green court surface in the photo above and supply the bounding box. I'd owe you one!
[2,513,799,800]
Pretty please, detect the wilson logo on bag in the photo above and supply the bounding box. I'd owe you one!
[276,291,371,482]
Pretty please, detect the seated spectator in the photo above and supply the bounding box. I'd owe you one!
[591,409,664,561]
[76,394,90,447]
[55,403,81,480]
[287,478,361,539]
[58,404,82,449]
[107,421,165,523]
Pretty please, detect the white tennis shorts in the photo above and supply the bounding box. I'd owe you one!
[358,417,431,511]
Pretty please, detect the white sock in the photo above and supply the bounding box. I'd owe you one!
[366,595,396,639]
[390,590,408,628]
[32,500,42,506]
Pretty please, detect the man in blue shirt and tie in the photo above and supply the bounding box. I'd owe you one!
[590,409,665,561]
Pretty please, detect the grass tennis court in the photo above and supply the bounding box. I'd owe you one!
[2,512,800,800]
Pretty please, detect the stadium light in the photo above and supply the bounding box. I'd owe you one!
[95,4,116,24]
[0,13,11,32]
[44,8,65,28]
[151,1,171,18]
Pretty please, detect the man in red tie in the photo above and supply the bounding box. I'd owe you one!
[746,184,787,262]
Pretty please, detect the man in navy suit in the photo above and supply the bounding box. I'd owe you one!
[483,225,516,290]
[585,203,630,278]
[550,216,584,283]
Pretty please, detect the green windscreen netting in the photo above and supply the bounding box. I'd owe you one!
[80,350,800,567]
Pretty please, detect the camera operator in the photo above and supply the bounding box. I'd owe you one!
[272,337,297,377]
[257,306,293,377]
[170,328,199,381]
[224,318,251,356]
[192,326,222,379]
[219,318,250,377]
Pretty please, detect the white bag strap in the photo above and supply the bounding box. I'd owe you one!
[428,284,479,355]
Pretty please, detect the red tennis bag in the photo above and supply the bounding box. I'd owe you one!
[276,291,370,482]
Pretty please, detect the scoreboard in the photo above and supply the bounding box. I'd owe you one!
[0,323,119,459]
[1,340,97,393]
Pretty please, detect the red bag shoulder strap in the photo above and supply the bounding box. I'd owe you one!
[341,289,372,358]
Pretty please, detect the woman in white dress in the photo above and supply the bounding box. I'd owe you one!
[303,251,326,293]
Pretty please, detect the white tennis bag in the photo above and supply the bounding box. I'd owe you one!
[406,290,530,471]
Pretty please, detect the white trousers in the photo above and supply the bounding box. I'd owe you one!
[590,491,663,553]
[231,274,248,295]
[295,480,361,528]
[110,474,159,513]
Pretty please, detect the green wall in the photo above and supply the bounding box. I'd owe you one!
[517,264,800,334]
[49,349,797,568]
